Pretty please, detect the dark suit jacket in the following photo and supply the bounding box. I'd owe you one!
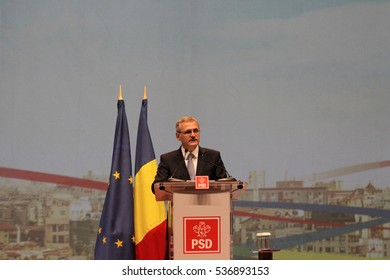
[152,146,228,193]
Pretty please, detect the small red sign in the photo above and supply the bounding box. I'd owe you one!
[195,176,209,189]
[183,216,220,254]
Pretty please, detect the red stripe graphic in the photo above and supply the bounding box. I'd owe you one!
[0,167,107,190]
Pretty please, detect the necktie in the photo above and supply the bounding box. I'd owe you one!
[187,153,195,180]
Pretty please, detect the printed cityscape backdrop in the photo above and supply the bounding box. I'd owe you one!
[1,163,389,259]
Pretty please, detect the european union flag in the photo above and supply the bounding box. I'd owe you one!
[94,98,135,260]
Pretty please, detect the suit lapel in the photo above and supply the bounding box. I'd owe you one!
[196,146,206,176]
[173,148,190,180]
[173,147,207,179]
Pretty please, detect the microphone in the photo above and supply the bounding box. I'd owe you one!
[200,151,235,181]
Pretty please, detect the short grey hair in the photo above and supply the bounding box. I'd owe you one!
[175,116,199,132]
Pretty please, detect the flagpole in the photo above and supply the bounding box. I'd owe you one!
[118,84,123,100]
[134,86,168,259]
[94,85,135,260]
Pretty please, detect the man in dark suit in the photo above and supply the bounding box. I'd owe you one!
[152,115,229,193]
[152,115,232,259]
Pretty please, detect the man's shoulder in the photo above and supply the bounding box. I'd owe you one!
[160,149,181,158]
[159,146,221,157]
[199,146,220,156]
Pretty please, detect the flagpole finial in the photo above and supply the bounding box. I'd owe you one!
[143,85,147,100]
[118,84,123,100]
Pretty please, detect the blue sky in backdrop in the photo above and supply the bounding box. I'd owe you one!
[1,0,390,189]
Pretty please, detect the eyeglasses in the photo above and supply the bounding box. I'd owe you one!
[178,129,200,135]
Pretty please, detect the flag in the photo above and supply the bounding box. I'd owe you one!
[94,91,135,259]
[134,89,167,259]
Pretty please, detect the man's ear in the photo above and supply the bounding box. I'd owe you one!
[175,132,180,140]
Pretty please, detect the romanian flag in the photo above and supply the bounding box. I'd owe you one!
[134,88,167,259]
[94,86,135,259]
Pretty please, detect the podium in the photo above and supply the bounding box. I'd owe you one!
[154,178,247,260]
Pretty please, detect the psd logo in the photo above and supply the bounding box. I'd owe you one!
[195,176,209,189]
[183,216,220,254]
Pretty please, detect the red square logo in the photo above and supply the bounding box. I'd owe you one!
[183,216,220,254]
[195,176,209,189]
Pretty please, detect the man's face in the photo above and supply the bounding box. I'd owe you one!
[176,120,200,152]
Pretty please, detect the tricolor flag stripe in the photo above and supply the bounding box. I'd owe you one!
[134,160,167,241]
[134,96,167,260]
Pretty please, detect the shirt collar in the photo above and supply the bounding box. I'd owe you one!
[181,145,199,159]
